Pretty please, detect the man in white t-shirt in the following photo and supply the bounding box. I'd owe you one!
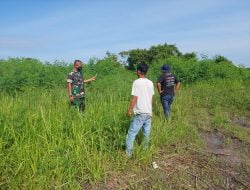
[126,63,155,157]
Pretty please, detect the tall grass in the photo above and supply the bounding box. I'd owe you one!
[0,60,249,189]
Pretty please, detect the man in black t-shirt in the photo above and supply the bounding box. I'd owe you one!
[157,64,180,118]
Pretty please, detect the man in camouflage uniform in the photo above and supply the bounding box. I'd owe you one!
[67,60,96,111]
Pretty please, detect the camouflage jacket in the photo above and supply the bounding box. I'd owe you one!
[67,71,85,98]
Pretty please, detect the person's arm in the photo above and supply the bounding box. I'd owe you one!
[67,82,74,102]
[84,76,96,83]
[157,83,163,95]
[152,84,155,104]
[174,82,181,94]
[127,96,138,116]
[157,75,164,95]
[67,73,74,102]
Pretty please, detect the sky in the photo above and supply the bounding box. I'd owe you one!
[0,0,250,67]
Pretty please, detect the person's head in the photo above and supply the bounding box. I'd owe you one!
[74,60,83,71]
[161,64,170,73]
[136,63,148,77]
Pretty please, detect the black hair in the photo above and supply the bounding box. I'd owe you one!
[74,60,82,65]
[137,63,148,74]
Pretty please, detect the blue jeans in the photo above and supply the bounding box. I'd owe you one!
[126,114,152,157]
[160,95,174,118]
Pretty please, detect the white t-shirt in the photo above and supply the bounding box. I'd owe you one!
[131,78,155,115]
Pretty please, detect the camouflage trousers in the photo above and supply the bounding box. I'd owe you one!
[71,97,85,111]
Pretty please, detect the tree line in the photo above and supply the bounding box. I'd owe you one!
[0,43,249,94]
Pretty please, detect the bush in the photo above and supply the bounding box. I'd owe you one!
[0,57,130,94]
[148,57,250,84]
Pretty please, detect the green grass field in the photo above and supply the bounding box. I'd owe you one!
[0,56,250,189]
[1,65,249,189]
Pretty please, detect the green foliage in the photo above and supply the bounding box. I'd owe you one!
[182,52,197,60]
[0,54,249,188]
[149,43,182,61]
[119,43,182,70]
[0,58,71,94]
[0,57,126,94]
[213,54,232,64]
[148,56,250,84]
[1,76,249,188]
[120,48,149,70]
[1,44,249,95]
[118,43,250,84]
[0,43,249,188]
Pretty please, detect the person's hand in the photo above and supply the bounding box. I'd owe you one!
[69,95,74,102]
[174,89,179,95]
[91,76,96,81]
[159,90,163,95]
[127,110,132,117]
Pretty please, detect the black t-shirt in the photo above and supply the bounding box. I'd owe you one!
[157,73,179,96]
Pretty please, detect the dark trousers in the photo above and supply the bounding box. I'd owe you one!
[71,97,85,111]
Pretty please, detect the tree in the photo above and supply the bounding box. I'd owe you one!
[105,51,118,62]
[119,49,149,70]
[148,43,182,62]
[182,52,197,60]
[119,43,182,70]
[213,55,233,65]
